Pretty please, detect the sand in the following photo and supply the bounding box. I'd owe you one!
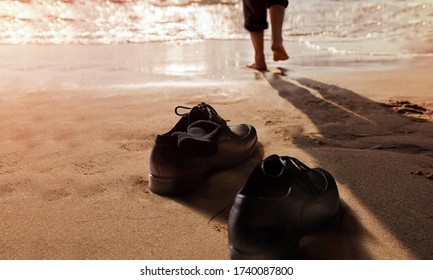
[0,41,432,260]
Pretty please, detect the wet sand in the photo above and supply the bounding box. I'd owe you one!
[0,41,432,259]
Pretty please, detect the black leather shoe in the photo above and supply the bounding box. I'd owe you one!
[149,102,257,196]
[228,154,341,259]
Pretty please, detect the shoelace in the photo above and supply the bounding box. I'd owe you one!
[261,155,323,195]
[174,102,227,125]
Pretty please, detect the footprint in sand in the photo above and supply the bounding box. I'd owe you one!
[73,153,112,175]
[130,175,150,195]
[0,185,15,196]
[119,140,153,152]
[212,224,228,233]
[0,157,21,175]
[78,184,107,198]
[383,100,432,122]
[131,175,149,187]
[257,109,286,126]
[410,170,433,181]
[43,188,71,201]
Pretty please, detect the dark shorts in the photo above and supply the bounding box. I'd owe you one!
[243,0,289,32]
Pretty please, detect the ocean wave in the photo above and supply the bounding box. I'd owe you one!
[0,0,432,56]
[0,0,244,44]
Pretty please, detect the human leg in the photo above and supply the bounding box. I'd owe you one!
[243,0,268,70]
[248,30,267,70]
[268,1,289,61]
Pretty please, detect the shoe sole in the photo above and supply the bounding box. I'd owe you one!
[229,203,342,260]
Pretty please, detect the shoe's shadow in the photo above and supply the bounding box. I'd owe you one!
[298,202,371,259]
[261,70,433,259]
[173,141,265,223]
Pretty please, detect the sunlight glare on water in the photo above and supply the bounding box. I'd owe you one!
[0,0,244,44]
[0,0,432,56]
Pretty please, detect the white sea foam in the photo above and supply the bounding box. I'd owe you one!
[0,0,432,56]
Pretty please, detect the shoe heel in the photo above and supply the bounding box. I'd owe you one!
[229,199,300,260]
[149,172,203,196]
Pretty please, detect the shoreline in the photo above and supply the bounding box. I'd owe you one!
[1,40,431,90]
[1,41,432,259]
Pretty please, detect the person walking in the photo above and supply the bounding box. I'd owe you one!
[243,0,289,70]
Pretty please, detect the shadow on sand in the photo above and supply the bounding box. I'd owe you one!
[262,70,433,259]
[173,142,265,222]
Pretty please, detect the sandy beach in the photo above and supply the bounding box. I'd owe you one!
[0,40,432,259]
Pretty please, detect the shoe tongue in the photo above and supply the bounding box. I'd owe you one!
[172,120,221,156]
[188,107,211,124]
[281,156,327,193]
[261,155,286,178]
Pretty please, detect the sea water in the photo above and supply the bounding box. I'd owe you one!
[0,0,432,56]
[0,0,432,92]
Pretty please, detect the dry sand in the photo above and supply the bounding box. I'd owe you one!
[0,41,432,259]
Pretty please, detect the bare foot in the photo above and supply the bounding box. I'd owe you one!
[247,62,267,71]
[272,44,289,61]
[246,53,267,71]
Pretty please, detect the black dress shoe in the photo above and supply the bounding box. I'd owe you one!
[228,154,341,259]
[149,102,257,196]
